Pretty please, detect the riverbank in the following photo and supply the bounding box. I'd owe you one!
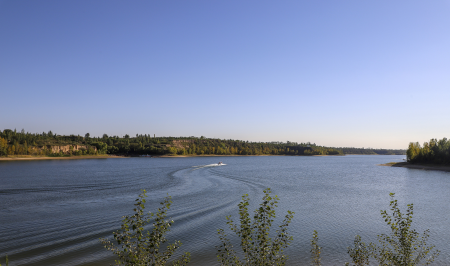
[157,154,275,158]
[0,155,128,161]
[155,154,345,158]
[380,162,450,172]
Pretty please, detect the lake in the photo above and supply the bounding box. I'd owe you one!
[1,155,449,265]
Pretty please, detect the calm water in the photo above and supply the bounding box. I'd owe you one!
[1,155,449,265]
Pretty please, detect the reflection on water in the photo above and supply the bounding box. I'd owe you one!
[1,155,449,265]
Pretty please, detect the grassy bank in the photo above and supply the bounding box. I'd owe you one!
[0,155,127,161]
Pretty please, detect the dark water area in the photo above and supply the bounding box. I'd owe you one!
[1,155,449,265]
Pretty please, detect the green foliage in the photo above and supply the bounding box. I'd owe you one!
[216,188,294,266]
[407,138,450,165]
[0,137,7,156]
[371,193,439,266]
[91,141,108,154]
[0,129,348,157]
[337,147,406,155]
[167,147,177,155]
[310,230,321,266]
[345,235,370,266]
[0,255,8,266]
[100,190,190,266]
[108,146,120,154]
[346,193,439,266]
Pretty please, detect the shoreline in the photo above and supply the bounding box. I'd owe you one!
[379,162,450,172]
[155,154,344,158]
[0,153,398,161]
[157,154,280,158]
[0,155,128,161]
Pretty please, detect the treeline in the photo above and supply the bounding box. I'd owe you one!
[0,129,99,156]
[337,147,406,155]
[0,129,343,157]
[0,128,409,157]
[407,137,450,165]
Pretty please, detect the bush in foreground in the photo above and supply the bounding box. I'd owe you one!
[100,190,190,266]
[216,188,295,266]
[100,189,438,266]
[344,193,439,266]
[0,255,8,266]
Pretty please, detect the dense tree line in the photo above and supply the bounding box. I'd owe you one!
[0,129,345,157]
[336,147,406,155]
[407,138,450,165]
[0,129,98,156]
[0,128,408,157]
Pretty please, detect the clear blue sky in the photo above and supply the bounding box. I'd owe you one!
[1,1,449,149]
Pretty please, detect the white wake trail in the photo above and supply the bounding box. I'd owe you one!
[192,163,227,170]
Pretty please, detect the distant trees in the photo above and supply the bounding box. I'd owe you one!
[0,137,7,156]
[337,148,406,155]
[91,142,108,154]
[167,147,177,155]
[6,128,413,157]
[407,138,450,165]
[107,146,119,154]
[0,129,100,157]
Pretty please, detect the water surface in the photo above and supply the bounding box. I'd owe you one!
[1,155,449,265]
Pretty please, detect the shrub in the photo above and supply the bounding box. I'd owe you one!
[216,188,294,266]
[0,255,8,266]
[345,193,439,266]
[311,230,321,266]
[345,235,370,266]
[371,193,439,265]
[100,190,190,266]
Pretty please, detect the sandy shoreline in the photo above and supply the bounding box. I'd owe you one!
[155,154,344,158]
[379,162,450,172]
[0,155,128,161]
[0,153,353,161]
[157,154,277,158]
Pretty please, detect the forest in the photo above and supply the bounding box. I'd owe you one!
[337,147,405,155]
[406,137,450,165]
[0,129,405,157]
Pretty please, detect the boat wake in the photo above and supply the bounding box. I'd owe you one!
[192,163,227,170]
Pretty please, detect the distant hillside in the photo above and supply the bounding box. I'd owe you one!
[0,129,343,157]
[0,129,407,157]
[336,147,406,155]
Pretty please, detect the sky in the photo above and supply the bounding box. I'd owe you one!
[1,1,449,149]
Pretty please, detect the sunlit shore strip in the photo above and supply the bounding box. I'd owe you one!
[156,154,342,158]
[0,154,345,161]
[380,162,450,172]
[0,155,127,161]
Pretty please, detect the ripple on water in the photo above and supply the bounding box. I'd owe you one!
[1,155,450,265]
